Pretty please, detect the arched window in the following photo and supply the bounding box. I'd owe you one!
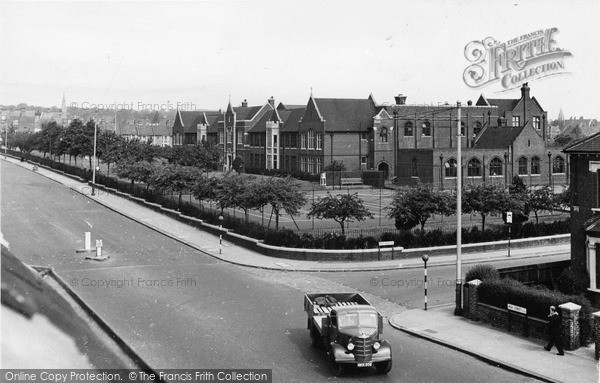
[553,156,565,174]
[422,120,431,136]
[473,121,482,136]
[518,156,528,175]
[460,121,466,136]
[531,156,541,175]
[489,157,503,176]
[467,158,482,177]
[379,127,388,143]
[404,122,414,136]
[411,158,419,177]
[445,158,457,178]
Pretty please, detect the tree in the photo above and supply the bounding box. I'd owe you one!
[463,183,521,232]
[387,183,455,232]
[114,160,156,191]
[324,160,346,172]
[192,176,220,210]
[253,176,307,230]
[98,130,124,176]
[307,193,374,236]
[528,186,555,224]
[149,164,203,208]
[214,173,258,221]
[11,132,36,154]
[506,176,530,224]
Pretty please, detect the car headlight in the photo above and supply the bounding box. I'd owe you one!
[373,342,381,350]
[347,343,355,351]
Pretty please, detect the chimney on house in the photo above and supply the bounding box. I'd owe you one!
[268,96,275,107]
[521,82,530,99]
[394,94,407,105]
[241,99,248,108]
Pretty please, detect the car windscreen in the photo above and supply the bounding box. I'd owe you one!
[337,310,378,329]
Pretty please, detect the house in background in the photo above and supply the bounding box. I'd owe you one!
[563,132,600,304]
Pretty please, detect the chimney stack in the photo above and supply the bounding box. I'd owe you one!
[268,96,275,107]
[394,94,407,105]
[241,99,248,107]
[521,82,530,99]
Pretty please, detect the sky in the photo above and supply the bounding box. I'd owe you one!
[0,0,598,120]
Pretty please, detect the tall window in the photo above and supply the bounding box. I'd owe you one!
[219,132,224,144]
[533,116,541,130]
[531,156,540,175]
[445,158,457,178]
[300,157,307,172]
[301,133,307,149]
[361,156,367,167]
[518,156,528,175]
[468,158,482,177]
[422,121,431,136]
[316,157,322,173]
[553,156,565,174]
[512,116,520,127]
[227,129,232,143]
[380,127,388,142]
[237,131,243,145]
[307,130,314,149]
[404,122,413,136]
[411,158,419,177]
[489,157,503,176]
[316,134,322,150]
[473,121,482,136]
[460,121,466,136]
[290,134,297,148]
[308,157,315,174]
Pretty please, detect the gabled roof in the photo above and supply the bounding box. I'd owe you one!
[176,111,204,134]
[277,102,305,110]
[476,95,519,116]
[312,98,376,132]
[474,126,525,149]
[247,109,275,133]
[563,131,600,153]
[281,107,305,132]
[233,105,265,121]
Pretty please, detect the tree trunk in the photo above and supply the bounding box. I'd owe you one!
[534,211,539,224]
[481,214,486,233]
[339,221,345,236]
[107,162,111,177]
[275,207,280,230]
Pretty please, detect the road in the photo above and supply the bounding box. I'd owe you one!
[2,160,541,382]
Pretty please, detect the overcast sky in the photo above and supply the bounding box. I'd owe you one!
[0,0,598,119]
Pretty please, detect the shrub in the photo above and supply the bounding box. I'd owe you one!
[478,278,594,345]
[557,267,590,296]
[465,264,500,282]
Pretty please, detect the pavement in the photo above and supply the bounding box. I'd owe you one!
[3,155,597,383]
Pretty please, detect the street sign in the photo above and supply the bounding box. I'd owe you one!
[378,241,394,247]
[507,303,527,314]
[506,211,513,224]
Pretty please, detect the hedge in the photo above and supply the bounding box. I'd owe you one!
[17,151,570,250]
[478,278,594,345]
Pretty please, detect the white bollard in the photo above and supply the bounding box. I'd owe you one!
[85,232,92,251]
[95,239,103,257]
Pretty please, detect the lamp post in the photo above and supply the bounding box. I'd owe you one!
[218,215,224,254]
[91,119,98,196]
[422,254,429,310]
[504,152,509,187]
[439,153,444,190]
[455,101,463,316]
[547,151,552,191]
[1,115,7,159]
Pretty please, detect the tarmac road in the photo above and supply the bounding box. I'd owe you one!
[1,160,540,382]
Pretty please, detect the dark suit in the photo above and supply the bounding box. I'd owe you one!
[545,312,564,355]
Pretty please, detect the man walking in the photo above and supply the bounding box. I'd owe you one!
[544,305,564,355]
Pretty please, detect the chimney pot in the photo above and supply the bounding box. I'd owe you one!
[394,94,407,105]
